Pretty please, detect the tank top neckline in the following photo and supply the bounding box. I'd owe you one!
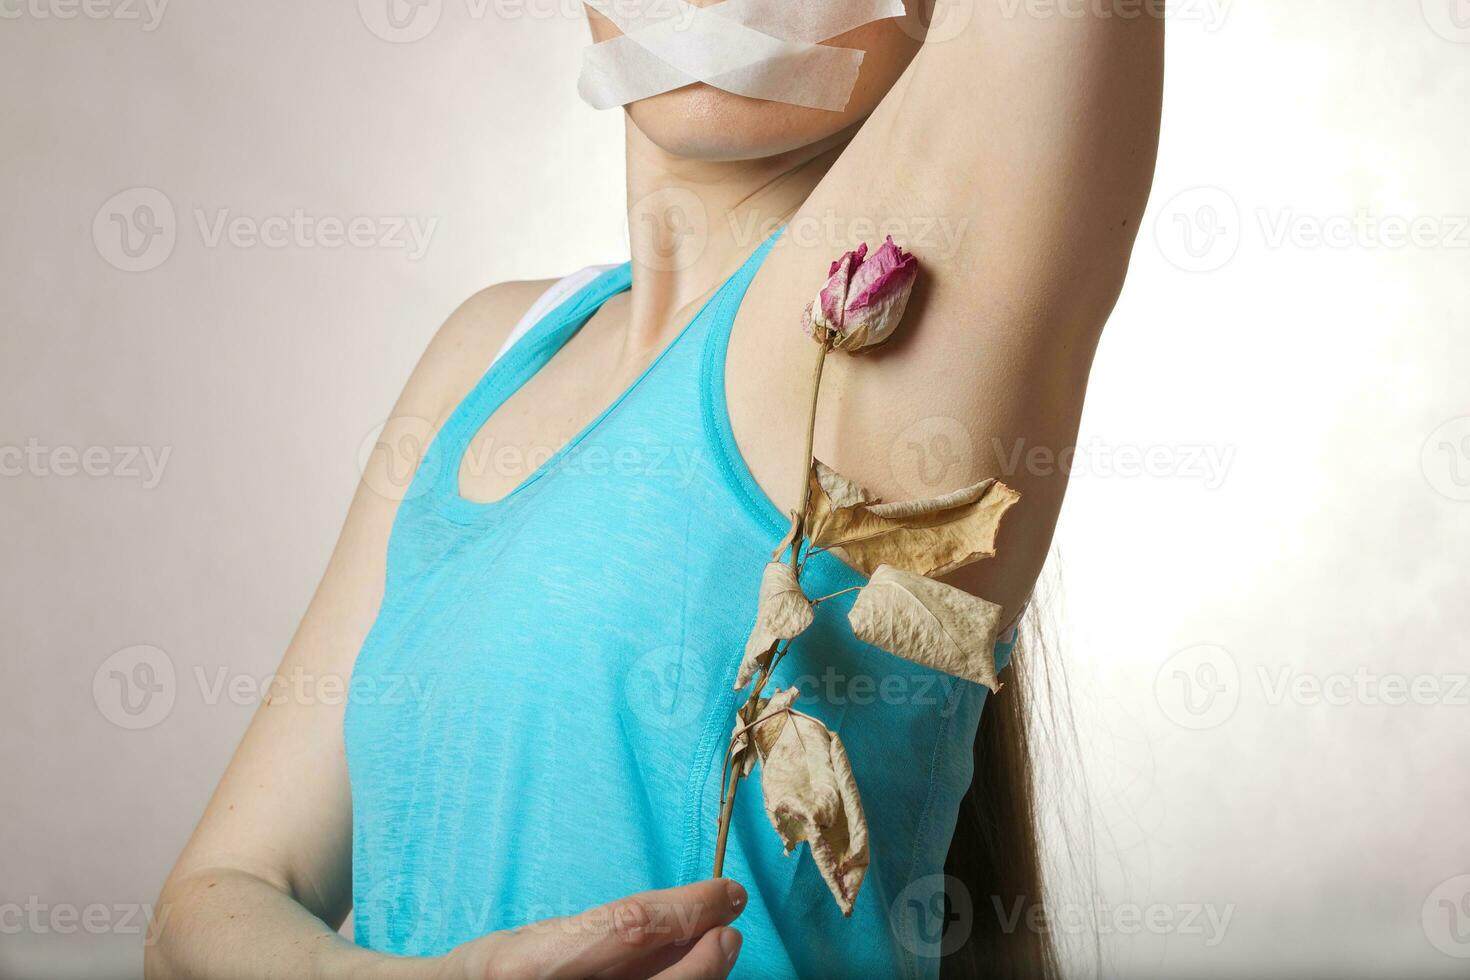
[426,228,800,540]
[429,261,634,521]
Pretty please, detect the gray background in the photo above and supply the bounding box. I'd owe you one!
[2,0,1468,977]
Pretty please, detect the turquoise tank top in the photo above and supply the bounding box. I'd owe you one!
[344,230,1014,979]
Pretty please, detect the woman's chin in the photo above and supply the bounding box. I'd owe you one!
[625,84,859,162]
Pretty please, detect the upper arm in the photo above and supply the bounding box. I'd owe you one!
[160,280,551,923]
[807,2,1164,327]
[884,5,1162,273]
[735,9,1164,618]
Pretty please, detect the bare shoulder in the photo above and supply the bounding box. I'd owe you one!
[401,277,561,427]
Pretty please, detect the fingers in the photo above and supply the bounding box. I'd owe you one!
[594,924,743,980]
[502,878,747,980]
[649,926,742,980]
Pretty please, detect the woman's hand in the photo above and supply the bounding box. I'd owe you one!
[438,879,747,980]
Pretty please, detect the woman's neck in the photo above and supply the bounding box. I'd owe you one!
[620,120,849,355]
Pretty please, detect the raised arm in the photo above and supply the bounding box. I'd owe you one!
[733,4,1165,617]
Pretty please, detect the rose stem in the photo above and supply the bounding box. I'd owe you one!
[791,340,831,570]
[712,643,779,878]
[711,763,741,877]
[713,338,833,879]
[809,586,861,605]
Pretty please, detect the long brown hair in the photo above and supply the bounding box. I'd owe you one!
[942,605,1092,978]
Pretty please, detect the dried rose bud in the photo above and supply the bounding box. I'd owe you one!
[801,236,920,352]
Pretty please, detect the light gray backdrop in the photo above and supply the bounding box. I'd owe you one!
[2,0,1467,977]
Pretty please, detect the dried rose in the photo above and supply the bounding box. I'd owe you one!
[801,236,920,351]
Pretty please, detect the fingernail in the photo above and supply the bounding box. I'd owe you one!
[725,880,747,911]
[719,927,742,966]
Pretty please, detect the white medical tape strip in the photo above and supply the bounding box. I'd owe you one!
[583,0,862,110]
[710,0,908,44]
[590,0,906,46]
[579,0,906,112]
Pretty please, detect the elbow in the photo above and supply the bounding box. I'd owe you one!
[143,877,190,980]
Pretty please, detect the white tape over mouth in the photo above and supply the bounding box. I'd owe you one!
[580,0,907,112]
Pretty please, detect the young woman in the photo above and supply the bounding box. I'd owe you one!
[148,3,1162,977]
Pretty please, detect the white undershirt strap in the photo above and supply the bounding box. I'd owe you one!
[490,265,620,367]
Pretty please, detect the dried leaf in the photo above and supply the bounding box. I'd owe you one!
[847,564,1006,691]
[770,510,801,562]
[729,687,798,776]
[747,688,869,916]
[734,563,814,689]
[865,479,995,519]
[806,460,1020,577]
[813,459,875,511]
[806,461,876,548]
